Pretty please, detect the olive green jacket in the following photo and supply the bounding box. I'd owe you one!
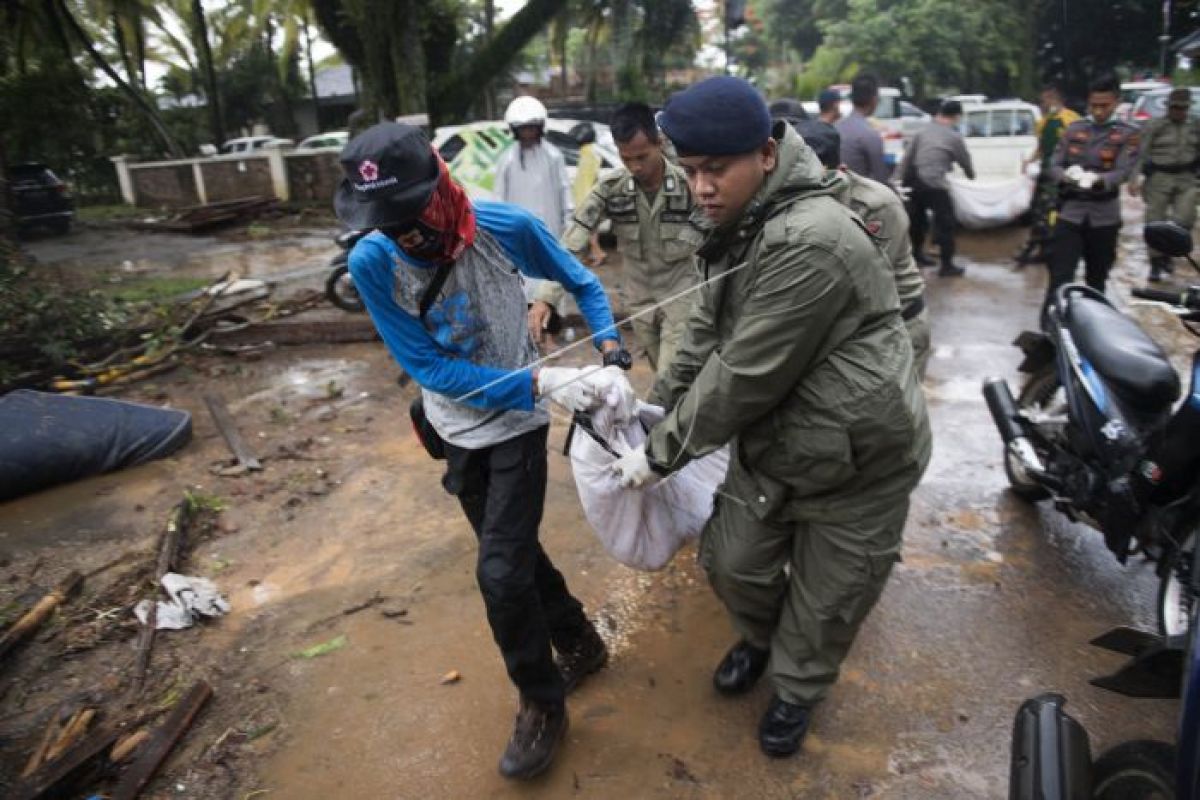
[830,170,925,308]
[646,124,931,523]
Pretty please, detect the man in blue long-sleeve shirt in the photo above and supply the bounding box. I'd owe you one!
[335,122,627,780]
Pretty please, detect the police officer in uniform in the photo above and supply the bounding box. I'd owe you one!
[1045,73,1140,312]
[609,77,931,758]
[1131,87,1200,281]
[794,119,932,379]
[529,103,703,376]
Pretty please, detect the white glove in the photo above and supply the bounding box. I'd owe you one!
[1064,165,1085,184]
[610,443,661,489]
[588,366,638,423]
[536,366,604,413]
[1077,170,1099,190]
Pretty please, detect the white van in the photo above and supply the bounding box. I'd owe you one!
[958,100,1040,181]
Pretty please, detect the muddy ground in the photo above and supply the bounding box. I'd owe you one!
[0,202,1191,799]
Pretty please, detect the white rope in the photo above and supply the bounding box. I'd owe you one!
[452,259,752,405]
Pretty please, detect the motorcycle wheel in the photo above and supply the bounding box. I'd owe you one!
[1158,532,1195,638]
[325,264,365,313]
[1091,740,1176,800]
[1004,368,1060,502]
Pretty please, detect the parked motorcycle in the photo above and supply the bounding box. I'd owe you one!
[325,229,367,312]
[1009,521,1200,800]
[1004,226,1200,799]
[983,221,1200,637]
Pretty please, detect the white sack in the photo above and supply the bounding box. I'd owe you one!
[569,401,728,571]
[948,173,1034,229]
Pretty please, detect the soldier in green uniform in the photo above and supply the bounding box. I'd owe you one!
[1045,73,1140,315]
[527,103,703,376]
[794,119,931,380]
[609,77,932,758]
[1131,87,1199,282]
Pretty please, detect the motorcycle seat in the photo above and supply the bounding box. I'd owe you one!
[1066,296,1181,411]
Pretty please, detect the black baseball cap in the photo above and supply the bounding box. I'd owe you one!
[334,122,440,229]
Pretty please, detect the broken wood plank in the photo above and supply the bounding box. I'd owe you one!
[208,317,380,347]
[10,725,122,800]
[204,393,262,471]
[0,572,82,663]
[111,728,150,763]
[111,680,213,800]
[44,708,95,764]
[132,501,192,694]
[20,713,64,778]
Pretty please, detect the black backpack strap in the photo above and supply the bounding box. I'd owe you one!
[419,261,455,321]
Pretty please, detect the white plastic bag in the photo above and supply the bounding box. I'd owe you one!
[568,401,728,571]
[947,173,1034,229]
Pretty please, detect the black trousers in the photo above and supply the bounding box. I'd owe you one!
[909,185,957,265]
[1045,219,1119,310]
[441,424,586,707]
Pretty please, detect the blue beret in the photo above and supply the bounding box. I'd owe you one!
[659,77,772,156]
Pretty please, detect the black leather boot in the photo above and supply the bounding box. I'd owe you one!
[712,640,769,695]
[1150,256,1169,283]
[758,695,811,758]
[498,698,568,780]
[556,622,608,694]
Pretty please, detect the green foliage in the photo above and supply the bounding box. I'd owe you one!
[184,489,227,513]
[793,45,857,99]
[0,244,130,383]
[102,275,212,304]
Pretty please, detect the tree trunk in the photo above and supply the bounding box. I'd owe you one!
[483,0,496,118]
[134,15,147,90]
[111,10,137,88]
[191,0,225,146]
[303,11,320,129]
[54,0,183,157]
[433,0,570,123]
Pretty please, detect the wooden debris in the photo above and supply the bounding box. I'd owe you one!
[0,572,82,663]
[207,317,380,347]
[111,729,150,763]
[132,500,193,693]
[11,725,122,800]
[44,708,96,764]
[20,714,65,778]
[204,394,263,471]
[111,680,213,800]
[129,196,278,234]
[440,670,462,685]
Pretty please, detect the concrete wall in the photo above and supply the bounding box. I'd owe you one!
[285,151,341,205]
[116,150,338,209]
[198,158,274,202]
[129,162,201,208]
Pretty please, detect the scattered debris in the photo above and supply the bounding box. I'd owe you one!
[110,729,150,763]
[205,393,263,472]
[440,670,461,685]
[133,501,194,693]
[134,574,230,631]
[293,635,347,660]
[129,197,279,235]
[0,572,83,663]
[341,592,387,617]
[111,680,213,800]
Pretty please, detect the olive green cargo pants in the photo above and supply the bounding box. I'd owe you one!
[630,297,692,378]
[1145,172,1197,258]
[906,310,932,382]
[698,485,907,707]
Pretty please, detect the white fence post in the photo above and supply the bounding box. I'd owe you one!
[192,160,209,205]
[266,149,290,202]
[110,155,135,205]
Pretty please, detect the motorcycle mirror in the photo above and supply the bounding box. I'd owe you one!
[1144,221,1193,258]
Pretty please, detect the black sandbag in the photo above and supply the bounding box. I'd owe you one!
[0,390,192,502]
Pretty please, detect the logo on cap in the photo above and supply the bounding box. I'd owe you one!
[359,160,380,182]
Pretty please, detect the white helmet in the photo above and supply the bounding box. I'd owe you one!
[504,96,547,129]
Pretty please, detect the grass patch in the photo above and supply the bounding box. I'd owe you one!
[76,203,145,223]
[102,275,211,304]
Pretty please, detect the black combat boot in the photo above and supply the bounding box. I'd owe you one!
[758,694,811,758]
[938,260,966,277]
[914,251,935,268]
[555,621,608,694]
[712,640,769,695]
[498,697,568,780]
